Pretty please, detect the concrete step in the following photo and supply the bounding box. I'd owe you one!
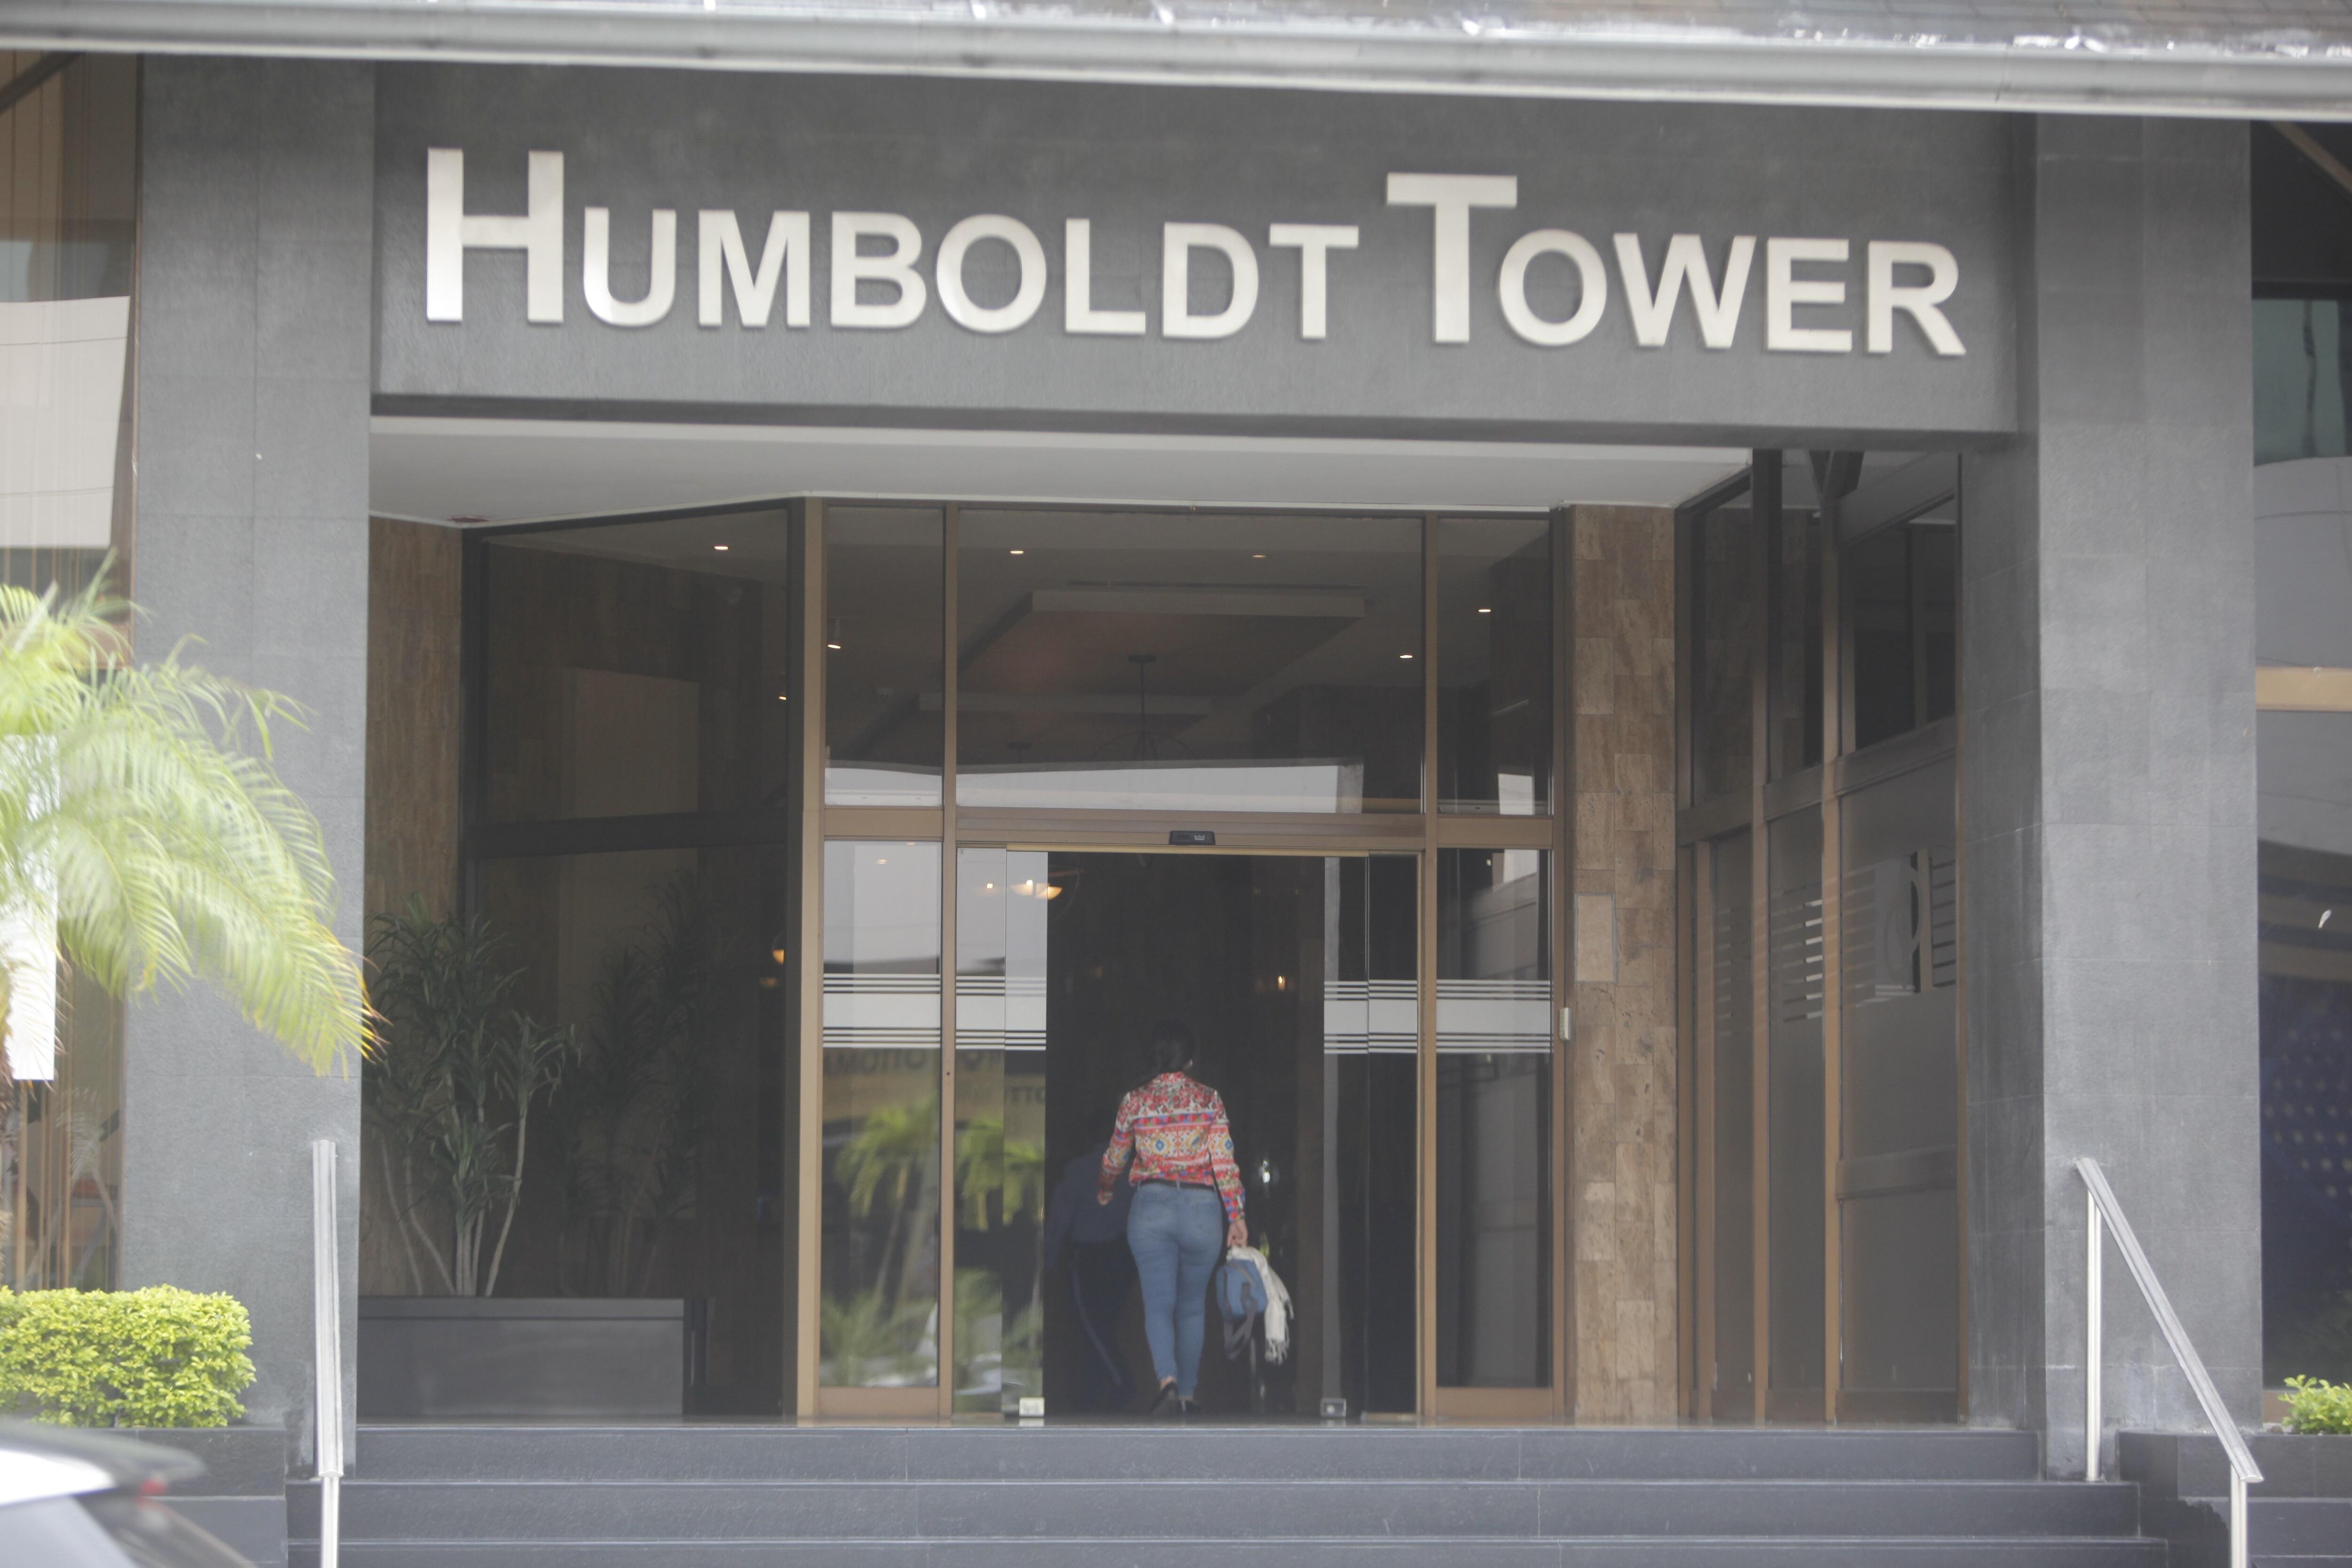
[286,1536,2168,1568]
[291,1477,2140,1544]
[345,1423,2043,1484]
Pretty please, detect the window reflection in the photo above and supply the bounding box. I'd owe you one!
[827,507,945,807]
[469,845,791,1414]
[483,511,794,823]
[821,841,942,1388]
[954,848,1049,1414]
[1434,847,1551,1388]
[1437,518,1553,815]
[954,510,1422,813]
[2255,447,2352,1384]
[0,51,136,1293]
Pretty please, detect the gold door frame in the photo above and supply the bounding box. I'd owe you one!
[791,500,1573,1421]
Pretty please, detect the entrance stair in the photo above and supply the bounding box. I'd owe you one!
[289,1422,2162,1567]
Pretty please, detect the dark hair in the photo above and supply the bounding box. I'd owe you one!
[1146,1017,1196,1079]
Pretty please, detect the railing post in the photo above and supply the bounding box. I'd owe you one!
[2085,1180,2103,1482]
[312,1139,344,1568]
[2230,1467,2248,1568]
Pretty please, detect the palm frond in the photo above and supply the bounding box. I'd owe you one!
[0,570,365,1073]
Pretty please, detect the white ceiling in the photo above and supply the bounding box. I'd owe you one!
[369,416,1750,526]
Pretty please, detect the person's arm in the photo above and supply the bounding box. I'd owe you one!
[1097,1097,1136,1204]
[1208,1092,1247,1245]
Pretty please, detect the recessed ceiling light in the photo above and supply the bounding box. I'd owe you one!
[1477,606,1491,614]
[712,543,730,551]
[1252,553,1266,559]
[777,693,789,701]
[1009,549,1025,555]
[1399,653,1414,660]
[827,642,842,650]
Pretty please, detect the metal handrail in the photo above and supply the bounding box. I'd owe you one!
[312,1140,345,1568]
[2076,1156,2261,1568]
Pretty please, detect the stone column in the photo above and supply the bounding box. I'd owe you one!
[125,58,375,1462]
[1963,116,2258,1471]
[1568,503,1680,1422]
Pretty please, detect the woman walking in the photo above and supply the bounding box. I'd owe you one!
[1097,1018,1246,1416]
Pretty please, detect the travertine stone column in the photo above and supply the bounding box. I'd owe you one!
[1567,504,1680,1423]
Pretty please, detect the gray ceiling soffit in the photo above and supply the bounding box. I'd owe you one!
[11,0,2352,119]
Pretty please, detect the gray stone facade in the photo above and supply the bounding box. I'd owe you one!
[124,56,373,1462]
[1963,115,2260,1471]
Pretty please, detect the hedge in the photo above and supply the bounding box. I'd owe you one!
[0,1286,255,1427]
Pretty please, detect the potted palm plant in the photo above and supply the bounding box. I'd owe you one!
[355,904,674,1419]
[358,880,717,1418]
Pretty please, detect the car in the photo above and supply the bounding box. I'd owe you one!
[0,1421,254,1567]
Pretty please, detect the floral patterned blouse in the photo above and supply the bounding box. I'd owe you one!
[1097,1073,1245,1227]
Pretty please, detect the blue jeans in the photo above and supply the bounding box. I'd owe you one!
[1125,1183,1224,1399]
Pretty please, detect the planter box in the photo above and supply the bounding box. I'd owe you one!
[2120,1429,2352,1568]
[358,1297,686,1418]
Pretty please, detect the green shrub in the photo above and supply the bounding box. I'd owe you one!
[0,1287,254,1427]
[2282,1375,2352,1435]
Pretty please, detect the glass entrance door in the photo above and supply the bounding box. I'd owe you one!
[949,848,1419,1418]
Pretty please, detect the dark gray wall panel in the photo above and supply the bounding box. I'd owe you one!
[1964,114,2257,1470]
[373,67,2016,445]
[127,56,373,1463]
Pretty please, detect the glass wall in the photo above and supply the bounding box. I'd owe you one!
[373,508,795,1415]
[1682,452,1962,1422]
[2255,358,2352,1383]
[2253,118,2352,1392]
[1,53,137,1291]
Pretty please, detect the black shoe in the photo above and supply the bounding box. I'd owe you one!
[1148,1380,1179,1417]
[1176,1398,1200,1419]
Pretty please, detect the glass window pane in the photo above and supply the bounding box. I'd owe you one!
[1435,847,1551,1388]
[827,507,944,806]
[822,840,942,1388]
[1837,758,1958,1415]
[1,55,137,567]
[1323,854,1422,1415]
[1694,505,1756,804]
[1766,810,1825,1410]
[3,967,124,1289]
[1708,829,1756,1418]
[954,510,1422,813]
[1768,472,1825,780]
[482,511,795,823]
[2256,300,2352,465]
[1845,526,1914,751]
[954,847,1049,1414]
[2258,717,2352,1384]
[467,845,791,1413]
[1843,506,1958,754]
[1437,517,1552,816]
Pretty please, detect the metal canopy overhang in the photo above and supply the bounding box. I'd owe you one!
[8,0,2352,120]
